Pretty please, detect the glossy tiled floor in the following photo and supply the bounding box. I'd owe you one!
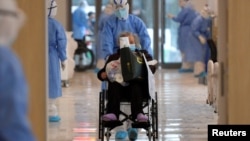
[48,68,218,141]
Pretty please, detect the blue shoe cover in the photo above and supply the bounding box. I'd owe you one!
[127,128,138,140]
[93,68,100,73]
[115,130,128,139]
[49,115,61,122]
[194,71,207,78]
[178,68,193,73]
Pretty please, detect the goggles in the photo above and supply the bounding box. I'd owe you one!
[48,0,57,10]
[114,2,128,9]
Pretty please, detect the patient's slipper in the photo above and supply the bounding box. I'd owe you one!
[136,113,148,122]
[102,113,117,121]
[115,130,128,139]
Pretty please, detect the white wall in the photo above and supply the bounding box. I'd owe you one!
[208,0,218,15]
[55,0,70,30]
[207,0,218,25]
[191,0,218,14]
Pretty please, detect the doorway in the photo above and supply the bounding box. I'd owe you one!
[70,0,182,69]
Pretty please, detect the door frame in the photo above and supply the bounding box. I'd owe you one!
[159,0,181,69]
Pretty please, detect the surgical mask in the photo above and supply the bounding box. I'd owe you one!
[129,44,136,51]
[115,8,128,20]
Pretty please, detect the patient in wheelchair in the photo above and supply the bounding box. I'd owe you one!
[97,32,156,123]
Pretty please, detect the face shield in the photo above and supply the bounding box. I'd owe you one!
[47,0,57,17]
[0,0,26,46]
[200,5,211,19]
[113,0,129,20]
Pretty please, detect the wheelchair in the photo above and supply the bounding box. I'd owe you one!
[98,81,159,141]
[74,35,95,71]
[198,38,217,85]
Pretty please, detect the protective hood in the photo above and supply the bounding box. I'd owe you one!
[47,0,57,17]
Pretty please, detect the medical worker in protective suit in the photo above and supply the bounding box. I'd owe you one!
[0,0,36,140]
[101,0,153,59]
[48,0,67,122]
[100,0,153,140]
[72,0,88,48]
[167,0,197,73]
[95,3,114,72]
[186,6,212,77]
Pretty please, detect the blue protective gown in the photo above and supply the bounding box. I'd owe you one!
[101,14,153,58]
[72,7,88,40]
[185,15,212,63]
[96,12,112,59]
[172,4,197,55]
[0,47,36,141]
[48,17,67,99]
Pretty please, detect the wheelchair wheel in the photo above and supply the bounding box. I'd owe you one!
[74,48,95,71]
[151,92,158,140]
[99,91,105,141]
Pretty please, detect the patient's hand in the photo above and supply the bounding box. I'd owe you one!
[101,72,107,79]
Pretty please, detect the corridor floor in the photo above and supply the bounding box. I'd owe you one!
[48,68,218,141]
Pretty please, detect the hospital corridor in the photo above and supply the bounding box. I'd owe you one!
[48,69,217,141]
[5,0,250,141]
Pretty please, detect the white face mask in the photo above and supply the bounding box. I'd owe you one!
[114,2,129,20]
[115,8,128,20]
[129,44,136,51]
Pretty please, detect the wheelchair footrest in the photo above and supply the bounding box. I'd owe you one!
[103,120,123,128]
[132,122,150,128]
